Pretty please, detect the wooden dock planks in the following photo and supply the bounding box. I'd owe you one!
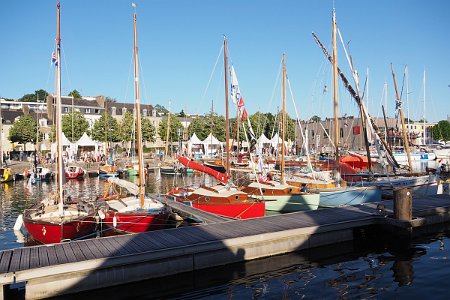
[0,195,449,288]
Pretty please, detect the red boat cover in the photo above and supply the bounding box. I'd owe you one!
[178,156,228,184]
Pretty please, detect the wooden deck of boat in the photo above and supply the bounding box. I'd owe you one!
[2,194,450,299]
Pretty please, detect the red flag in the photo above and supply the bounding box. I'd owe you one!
[241,108,248,122]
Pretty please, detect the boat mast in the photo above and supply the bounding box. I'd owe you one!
[332,9,340,181]
[391,63,412,173]
[55,1,64,214]
[164,101,171,161]
[132,6,145,207]
[281,54,286,184]
[224,37,230,178]
[423,69,426,145]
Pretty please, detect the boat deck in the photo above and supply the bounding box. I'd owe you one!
[1,194,450,299]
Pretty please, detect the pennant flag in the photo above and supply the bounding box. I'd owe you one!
[51,52,58,66]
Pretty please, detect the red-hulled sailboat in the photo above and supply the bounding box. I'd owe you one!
[99,4,170,234]
[167,38,265,219]
[23,1,96,244]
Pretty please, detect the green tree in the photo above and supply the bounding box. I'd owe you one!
[432,120,450,141]
[142,117,156,143]
[154,104,168,114]
[90,112,120,143]
[188,116,210,140]
[310,115,321,122]
[119,111,135,142]
[68,90,82,99]
[8,115,37,150]
[62,111,89,142]
[178,109,186,118]
[158,114,184,143]
[18,89,49,102]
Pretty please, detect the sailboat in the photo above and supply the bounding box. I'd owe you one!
[22,1,96,244]
[301,9,381,208]
[240,54,320,212]
[167,37,265,219]
[99,5,170,234]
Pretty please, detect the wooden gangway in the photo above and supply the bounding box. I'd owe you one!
[1,195,450,299]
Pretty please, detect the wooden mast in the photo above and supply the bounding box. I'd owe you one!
[164,102,171,161]
[332,9,340,181]
[224,37,230,178]
[391,63,412,173]
[281,54,286,184]
[132,8,145,207]
[55,0,64,215]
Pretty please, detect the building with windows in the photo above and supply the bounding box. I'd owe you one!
[296,115,436,154]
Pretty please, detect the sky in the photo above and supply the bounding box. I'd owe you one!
[1,0,449,122]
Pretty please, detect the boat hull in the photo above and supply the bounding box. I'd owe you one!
[0,167,13,183]
[186,202,265,219]
[23,213,95,244]
[318,186,381,208]
[102,211,169,234]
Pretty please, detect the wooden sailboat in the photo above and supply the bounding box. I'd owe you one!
[240,54,320,212]
[167,37,265,219]
[304,9,381,208]
[23,1,96,244]
[100,5,170,234]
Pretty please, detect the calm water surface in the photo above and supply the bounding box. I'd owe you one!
[1,160,449,299]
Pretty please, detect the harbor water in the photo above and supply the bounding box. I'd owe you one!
[1,160,450,299]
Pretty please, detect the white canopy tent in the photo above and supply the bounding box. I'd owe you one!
[187,133,204,157]
[202,133,223,157]
[269,133,288,148]
[51,132,77,162]
[76,132,99,153]
[257,133,271,154]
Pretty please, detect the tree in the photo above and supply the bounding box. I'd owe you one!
[90,112,120,143]
[188,116,210,140]
[432,120,450,141]
[154,104,168,114]
[8,115,37,150]
[118,111,135,142]
[178,109,186,118]
[141,117,156,143]
[68,90,82,99]
[18,89,49,102]
[158,114,184,143]
[310,115,321,122]
[62,111,89,142]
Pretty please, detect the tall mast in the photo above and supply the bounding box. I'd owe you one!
[332,9,340,180]
[391,63,412,173]
[224,37,230,178]
[281,54,286,184]
[164,101,171,161]
[133,8,145,207]
[423,69,426,145]
[55,0,64,214]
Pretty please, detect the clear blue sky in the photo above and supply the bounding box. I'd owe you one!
[1,0,449,122]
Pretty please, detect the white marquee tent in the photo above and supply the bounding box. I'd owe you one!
[202,133,223,157]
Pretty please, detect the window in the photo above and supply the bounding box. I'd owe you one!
[85,108,91,113]
[63,107,69,113]
[324,129,329,138]
[311,130,315,137]
[340,128,344,138]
